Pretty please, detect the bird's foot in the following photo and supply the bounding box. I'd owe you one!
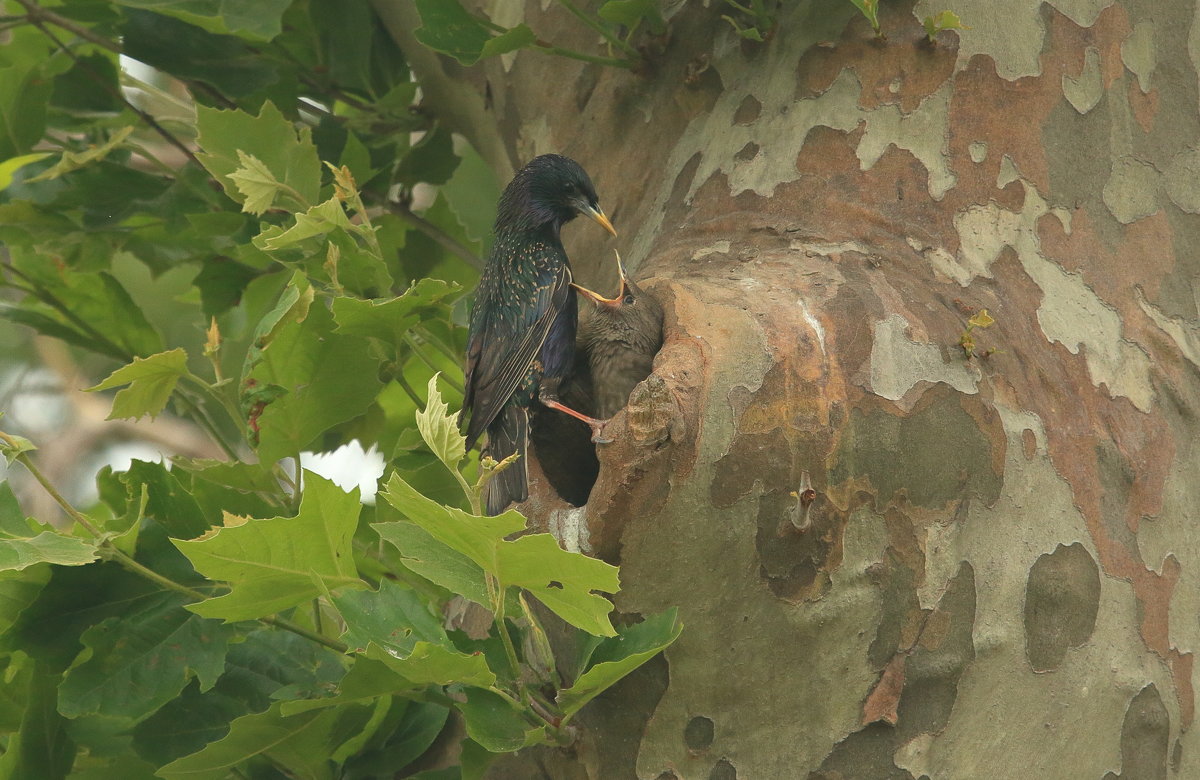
[589,420,613,445]
[540,398,614,445]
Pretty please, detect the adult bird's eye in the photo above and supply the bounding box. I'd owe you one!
[623,293,635,305]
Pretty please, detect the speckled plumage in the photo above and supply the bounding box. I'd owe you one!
[459,155,612,515]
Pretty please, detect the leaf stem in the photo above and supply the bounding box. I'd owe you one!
[491,580,523,681]
[532,42,635,69]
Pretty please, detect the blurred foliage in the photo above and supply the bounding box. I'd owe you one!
[0,0,681,777]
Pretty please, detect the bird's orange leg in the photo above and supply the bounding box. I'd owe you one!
[540,398,613,444]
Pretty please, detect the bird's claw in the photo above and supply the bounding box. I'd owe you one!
[589,420,612,444]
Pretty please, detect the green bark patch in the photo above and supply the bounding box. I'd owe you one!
[1023,542,1101,671]
[1104,684,1170,780]
[831,389,1002,509]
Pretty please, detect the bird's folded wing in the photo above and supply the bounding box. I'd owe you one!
[463,262,572,445]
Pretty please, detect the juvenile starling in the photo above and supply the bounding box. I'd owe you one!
[574,251,665,420]
[460,154,616,515]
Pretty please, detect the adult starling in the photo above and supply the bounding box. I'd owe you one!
[574,251,665,420]
[460,154,616,515]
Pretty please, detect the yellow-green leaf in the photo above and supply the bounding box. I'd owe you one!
[87,348,191,421]
[416,374,466,471]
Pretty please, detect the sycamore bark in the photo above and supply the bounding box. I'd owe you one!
[381,1,1197,776]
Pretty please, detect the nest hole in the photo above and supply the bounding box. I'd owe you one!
[529,409,599,506]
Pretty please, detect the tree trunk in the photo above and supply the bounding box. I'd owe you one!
[380,0,1196,776]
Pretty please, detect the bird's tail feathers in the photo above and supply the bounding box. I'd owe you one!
[483,406,529,516]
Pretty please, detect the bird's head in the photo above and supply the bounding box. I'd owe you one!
[496,154,616,237]
[574,251,664,347]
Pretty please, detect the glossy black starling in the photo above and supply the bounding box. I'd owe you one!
[460,154,616,515]
[574,251,664,420]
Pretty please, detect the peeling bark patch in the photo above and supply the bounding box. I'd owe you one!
[733,95,761,125]
[1108,684,1170,780]
[709,758,737,780]
[1023,543,1101,671]
[808,722,915,780]
[1021,428,1038,459]
[831,388,1002,509]
[895,562,976,740]
[755,482,847,602]
[685,716,714,751]
[734,142,759,162]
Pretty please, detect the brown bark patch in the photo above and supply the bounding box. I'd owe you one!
[733,94,761,125]
[796,0,957,113]
[1129,81,1161,133]
[862,654,906,726]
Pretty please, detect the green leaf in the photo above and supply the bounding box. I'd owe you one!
[157,702,343,780]
[227,150,287,215]
[279,657,414,716]
[364,640,496,688]
[121,9,283,100]
[341,699,450,778]
[331,278,461,348]
[120,460,210,539]
[57,597,232,724]
[416,374,466,471]
[86,348,190,421]
[0,565,51,638]
[258,197,353,250]
[132,629,346,764]
[599,0,666,33]
[0,28,53,161]
[0,152,50,190]
[373,519,490,606]
[396,126,460,186]
[380,475,620,636]
[848,0,881,32]
[0,531,97,572]
[246,296,383,465]
[114,0,292,40]
[924,10,969,39]
[557,608,682,718]
[50,53,123,115]
[0,662,75,780]
[333,579,446,654]
[26,127,135,183]
[457,688,541,753]
[480,23,536,58]
[412,0,492,65]
[0,562,162,671]
[173,472,364,622]
[441,142,500,250]
[195,101,321,213]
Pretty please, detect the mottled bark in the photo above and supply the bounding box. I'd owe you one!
[383,0,1200,776]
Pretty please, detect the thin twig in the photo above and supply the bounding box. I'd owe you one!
[13,0,119,54]
[23,14,205,168]
[385,200,482,270]
[404,334,464,394]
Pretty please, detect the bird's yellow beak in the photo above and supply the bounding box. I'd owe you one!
[583,205,617,237]
[571,250,628,307]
